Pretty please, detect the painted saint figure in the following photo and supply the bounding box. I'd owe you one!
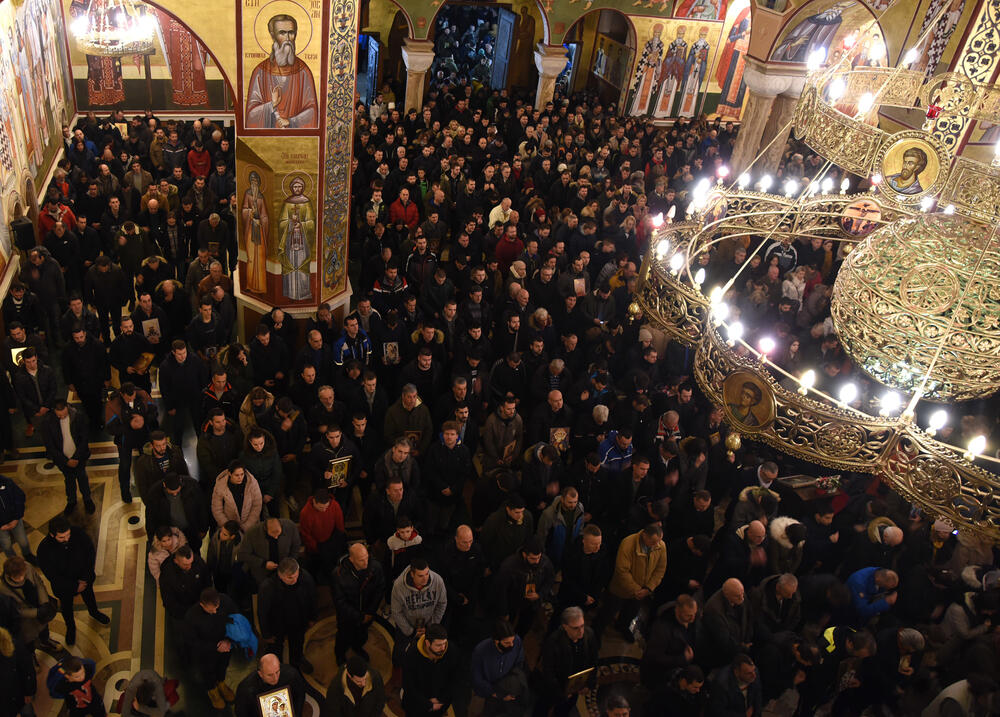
[626,24,664,116]
[679,27,711,118]
[652,27,688,119]
[277,176,314,300]
[246,14,319,129]
[727,381,763,427]
[771,1,851,63]
[885,147,928,196]
[676,0,727,20]
[241,171,270,294]
[716,5,750,119]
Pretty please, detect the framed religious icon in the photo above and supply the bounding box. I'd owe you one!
[722,371,776,431]
[9,347,25,366]
[258,686,294,716]
[141,318,162,342]
[383,341,400,365]
[328,456,351,489]
[565,667,595,694]
[702,191,728,228]
[404,430,422,447]
[549,427,570,452]
[839,199,881,237]
[876,131,947,204]
[502,440,518,463]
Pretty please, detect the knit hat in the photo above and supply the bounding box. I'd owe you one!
[638,328,653,342]
[346,655,367,677]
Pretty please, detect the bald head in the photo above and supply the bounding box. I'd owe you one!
[455,524,474,551]
[723,578,745,605]
[348,542,369,570]
[257,653,281,685]
[747,520,766,545]
[883,526,903,547]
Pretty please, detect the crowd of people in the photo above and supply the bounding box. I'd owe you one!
[0,66,996,717]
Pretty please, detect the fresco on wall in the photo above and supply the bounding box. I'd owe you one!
[626,13,756,121]
[715,0,750,119]
[903,0,966,79]
[675,0,729,20]
[65,0,228,110]
[236,136,320,305]
[769,0,877,63]
[241,0,322,131]
[592,33,634,89]
[0,0,71,200]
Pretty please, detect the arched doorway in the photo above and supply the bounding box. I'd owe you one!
[562,10,636,109]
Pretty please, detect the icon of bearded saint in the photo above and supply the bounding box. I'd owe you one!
[886,147,928,196]
[245,14,318,129]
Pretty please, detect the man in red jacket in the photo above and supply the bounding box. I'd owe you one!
[298,488,345,576]
[389,187,420,231]
[187,141,212,178]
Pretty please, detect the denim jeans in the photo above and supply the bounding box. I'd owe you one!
[0,517,30,557]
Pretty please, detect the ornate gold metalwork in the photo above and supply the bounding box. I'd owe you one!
[831,215,1000,401]
[638,187,1000,541]
[792,65,1000,216]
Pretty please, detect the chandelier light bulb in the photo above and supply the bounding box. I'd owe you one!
[943,204,956,215]
[841,177,851,193]
[927,409,948,435]
[920,196,935,212]
[694,268,706,285]
[870,173,882,186]
[727,321,744,345]
[669,252,685,273]
[828,78,847,102]
[807,47,827,71]
[902,47,918,66]
[868,41,885,62]
[839,382,858,405]
[821,177,834,193]
[666,206,676,221]
[759,175,773,192]
[843,32,857,49]
[709,286,725,305]
[758,337,776,355]
[651,213,664,228]
[784,179,799,197]
[967,434,987,459]
[808,181,820,196]
[712,301,730,324]
[879,391,901,416]
[717,166,730,181]
[738,173,751,189]
[655,239,670,258]
[798,369,816,395]
[857,92,875,114]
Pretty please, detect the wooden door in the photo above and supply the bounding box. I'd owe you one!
[492,8,516,90]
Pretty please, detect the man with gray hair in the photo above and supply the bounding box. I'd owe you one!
[538,606,599,716]
[384,383,433,457]
[257,557,317,674]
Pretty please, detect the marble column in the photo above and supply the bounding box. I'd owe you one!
[534,43,568,108]
[401,39,435,113]
[757,93,800,175]
[729,58,806,175]
[730,89,776,175]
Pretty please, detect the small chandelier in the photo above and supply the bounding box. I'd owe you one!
[71,0,156,57]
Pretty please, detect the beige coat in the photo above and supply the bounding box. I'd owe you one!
[609,531,667,599]
[0,566,56,642]
[211,470,263,532]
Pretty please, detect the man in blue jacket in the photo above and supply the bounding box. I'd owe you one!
[471,619,528,717]
[846,567,898,625]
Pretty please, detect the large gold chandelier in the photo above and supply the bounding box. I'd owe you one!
[70,0,156,56]
[636,34,1000,539]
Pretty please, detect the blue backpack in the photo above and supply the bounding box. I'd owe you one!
[225,613,258,658]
